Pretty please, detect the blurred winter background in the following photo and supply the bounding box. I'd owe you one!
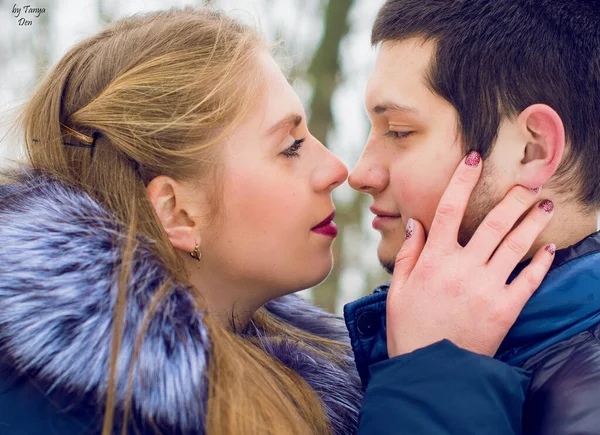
[2,0,598,315]
[0,0,389,315]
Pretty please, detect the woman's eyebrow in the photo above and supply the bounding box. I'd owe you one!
[267,114,303,135]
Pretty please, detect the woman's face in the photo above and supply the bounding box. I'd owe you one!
[198,50,348,307]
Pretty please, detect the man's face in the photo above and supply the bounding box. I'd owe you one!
[349,38,508,272]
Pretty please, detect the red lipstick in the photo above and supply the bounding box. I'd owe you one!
[311,211,337,238]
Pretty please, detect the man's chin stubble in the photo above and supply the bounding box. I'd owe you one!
[381,259,395,275]
[379,184,499,276]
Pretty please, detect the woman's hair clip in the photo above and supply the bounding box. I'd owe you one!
[59,122,98,158]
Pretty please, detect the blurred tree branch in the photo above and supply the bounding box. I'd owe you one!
[306,0,355,313]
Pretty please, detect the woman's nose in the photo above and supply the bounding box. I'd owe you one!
[313,148,349,193]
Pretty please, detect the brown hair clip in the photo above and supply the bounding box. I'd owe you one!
[60,122,98,158]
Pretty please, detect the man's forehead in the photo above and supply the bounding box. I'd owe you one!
[373,39,434,81]
[380,38,436,59]
[364,73,425,116]
[365,39,437,113]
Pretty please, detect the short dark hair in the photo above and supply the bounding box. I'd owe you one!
[373,0,600,210]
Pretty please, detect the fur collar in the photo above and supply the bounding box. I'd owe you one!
[0,169,362,434]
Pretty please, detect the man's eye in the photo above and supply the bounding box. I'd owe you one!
[281,138,306,158]
[385,131,413,140]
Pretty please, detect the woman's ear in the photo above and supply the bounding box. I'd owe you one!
[146,176,202,253]
[516,104,566,188]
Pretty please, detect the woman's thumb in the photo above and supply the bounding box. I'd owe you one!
[390,218,426,291]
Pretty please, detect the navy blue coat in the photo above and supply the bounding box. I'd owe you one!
[345,230,600,434]
[0,168,539,434]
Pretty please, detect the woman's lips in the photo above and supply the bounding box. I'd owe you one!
[311,221,338,238]
[311,211,337,238]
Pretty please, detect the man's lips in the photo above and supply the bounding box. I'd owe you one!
[370,206,401,230]
[311,211,337,238]
[369,206,401,218]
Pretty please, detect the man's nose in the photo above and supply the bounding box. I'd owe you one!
[348,150,388,195]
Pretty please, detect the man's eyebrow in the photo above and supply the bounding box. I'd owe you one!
[267,114,303,135]
[371,102,420,116]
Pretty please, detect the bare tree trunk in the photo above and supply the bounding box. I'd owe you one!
[306,0,354,313]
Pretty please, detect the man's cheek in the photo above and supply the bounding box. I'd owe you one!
[416,198,441,236]
[392,180,443,233]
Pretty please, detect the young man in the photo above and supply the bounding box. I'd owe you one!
[345,0,600,433]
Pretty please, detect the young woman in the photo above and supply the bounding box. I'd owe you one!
[0,7,554,434]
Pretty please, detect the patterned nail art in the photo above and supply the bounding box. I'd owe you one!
[530,187,542,194]
[405,218,415,240]
[539,199,554,214]
[465,151,481,167]
[545,243,556,255]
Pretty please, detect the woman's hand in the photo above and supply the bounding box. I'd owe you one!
[386,151,555,358]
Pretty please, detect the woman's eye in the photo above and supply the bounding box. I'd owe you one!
[281,138,306,158]
[385,131,413,140]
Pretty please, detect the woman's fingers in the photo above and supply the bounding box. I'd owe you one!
[385,150,556,358]
[427,151,483,249]
[488,198,555,281]
[390,218,426,291]
[465,185,542,263]
[507,242,556,308]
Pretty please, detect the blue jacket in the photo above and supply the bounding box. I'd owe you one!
[345,230,600,434]
[1,168,589,434]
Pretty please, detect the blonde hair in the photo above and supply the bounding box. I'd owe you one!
[16,7,350,434]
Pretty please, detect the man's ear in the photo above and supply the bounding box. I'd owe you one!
[146,176,201,253]
[515,104,566,188]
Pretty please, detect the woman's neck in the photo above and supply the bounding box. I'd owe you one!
[181,251,261,330]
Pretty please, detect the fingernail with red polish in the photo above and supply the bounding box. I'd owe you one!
[530,186,542,194]
[465,151,481,167]
[538,199,554,214]
[405,218,415,240]
[545,243,556,255]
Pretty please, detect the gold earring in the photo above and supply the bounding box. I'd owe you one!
[190,244,202,262]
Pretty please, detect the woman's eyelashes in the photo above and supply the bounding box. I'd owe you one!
[385,130,413,140]
[281,138,306,158]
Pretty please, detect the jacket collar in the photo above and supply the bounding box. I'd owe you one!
[0,169,361,434]
[497,230,600,366]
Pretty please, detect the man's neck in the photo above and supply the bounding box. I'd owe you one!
[524,201,598,261]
